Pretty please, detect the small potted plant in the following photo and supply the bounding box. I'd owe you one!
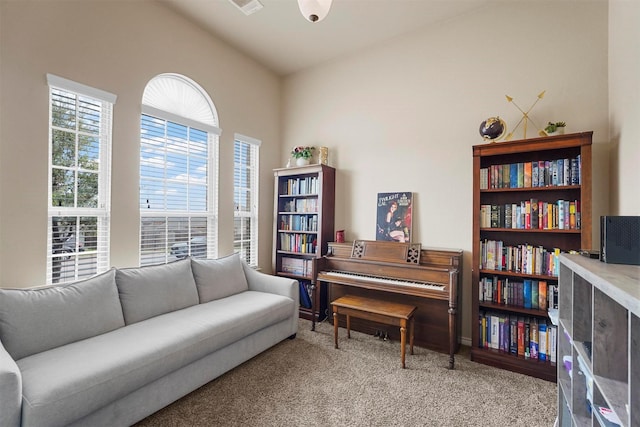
[544,121,566,136]
[291,146,315,166]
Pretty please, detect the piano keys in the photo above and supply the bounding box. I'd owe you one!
[319,270,446,292]
[314,240,462,369]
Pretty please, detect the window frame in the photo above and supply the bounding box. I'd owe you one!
[139,74,220,266]
[233,134,261,267]
[46,74,116,284]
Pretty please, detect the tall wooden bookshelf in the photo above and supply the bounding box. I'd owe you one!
[273,164,335,324]
[471,131,592,381]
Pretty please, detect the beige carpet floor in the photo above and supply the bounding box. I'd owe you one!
[135,318,557,426]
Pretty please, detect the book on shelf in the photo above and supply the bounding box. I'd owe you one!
[517,317,525,356]
[530,318,539,360]
[509,315,517,354]
[548,324,557,364]
[298,280,313,309]
[523,279,532,309]
[490,314,499,350]
[539,322,547,362]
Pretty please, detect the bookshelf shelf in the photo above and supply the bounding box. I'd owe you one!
[471,131,593,382]
[557,254,640,427]
[273,164,335,326]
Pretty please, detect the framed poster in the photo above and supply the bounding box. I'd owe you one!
[376,192,412,242]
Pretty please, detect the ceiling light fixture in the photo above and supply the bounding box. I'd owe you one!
[297,0,333,23]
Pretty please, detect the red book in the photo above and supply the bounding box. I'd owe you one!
[517,317,525,356]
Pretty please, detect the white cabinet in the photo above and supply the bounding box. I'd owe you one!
[557,254,640,427]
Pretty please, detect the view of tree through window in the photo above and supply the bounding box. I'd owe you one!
[47,77,113,285]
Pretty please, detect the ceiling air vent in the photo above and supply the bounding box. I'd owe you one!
[229,0,263,16]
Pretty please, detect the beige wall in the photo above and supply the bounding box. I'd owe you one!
[1,0,636,345]
[282,1,610,344]
[609,0,640,215]
[0,0,281,287]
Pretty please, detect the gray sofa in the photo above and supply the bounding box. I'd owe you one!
[0,254,298,427]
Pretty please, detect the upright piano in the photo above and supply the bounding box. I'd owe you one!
[313,240,462,369]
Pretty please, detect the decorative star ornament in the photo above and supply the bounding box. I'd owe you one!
[504,91,547,140]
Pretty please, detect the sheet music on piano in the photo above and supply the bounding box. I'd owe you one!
[314,240,461,369]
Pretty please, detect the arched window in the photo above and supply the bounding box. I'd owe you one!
[139,74,220,265]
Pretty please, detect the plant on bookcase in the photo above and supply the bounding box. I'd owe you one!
[472,131,592,382]
[291,146,315,166]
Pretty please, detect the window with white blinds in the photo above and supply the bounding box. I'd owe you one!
[46,74,115,284]
[140,74,219,266]
[233,134,260,267]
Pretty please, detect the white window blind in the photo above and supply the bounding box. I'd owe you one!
[46,74,115,284]
[233,134,260,267]
[140,74,219,266]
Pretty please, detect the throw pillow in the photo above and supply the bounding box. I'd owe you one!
[191,253,249,303]
[115,258,199,324]
[0,268,125,360]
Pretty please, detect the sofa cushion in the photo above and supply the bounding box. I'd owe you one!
[0,268,124,360]
[115,258,199,325]
[191,253,249,303]
[17,291,295,427]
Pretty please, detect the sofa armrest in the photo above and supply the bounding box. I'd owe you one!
[242,263,298,302]
[0,339,22,427]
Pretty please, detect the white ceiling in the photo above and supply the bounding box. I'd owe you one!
[160,0,490,76]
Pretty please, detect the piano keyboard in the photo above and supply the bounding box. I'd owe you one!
[320,270,445,291]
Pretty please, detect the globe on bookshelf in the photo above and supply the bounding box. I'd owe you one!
[479,116,507,142]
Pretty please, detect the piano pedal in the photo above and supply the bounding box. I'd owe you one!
[383,331,389,341]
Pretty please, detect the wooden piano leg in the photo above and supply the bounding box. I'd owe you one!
[400,323,407,369]
[409,317,414,355]
[333,310,339,349]
[448,305,456,370]
[346,314,351,339]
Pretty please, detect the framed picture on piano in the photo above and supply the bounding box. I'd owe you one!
[376,192,412,243]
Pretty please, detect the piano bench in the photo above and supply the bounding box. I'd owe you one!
[331,295,417,369]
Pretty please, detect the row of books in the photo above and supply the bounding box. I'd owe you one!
[283,176,319,196]
[279,214,318,232]
[479,311,557,363]
[479,276,558,310]
[298,280,313,309]
[279,232,318,254]
[480,239,565,277]
[280,198,318,213]
[480,199,581,230]
[281,256,314,277]
[479,155,582,190]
